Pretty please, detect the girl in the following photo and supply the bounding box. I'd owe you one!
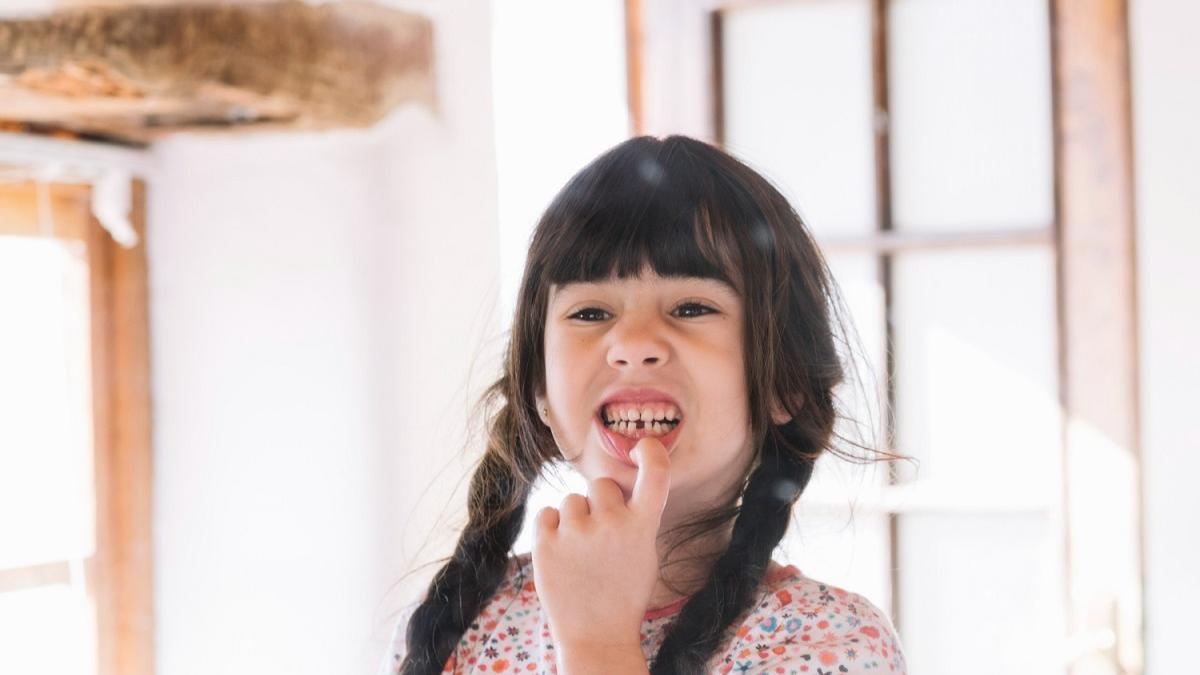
[381,135,907,674]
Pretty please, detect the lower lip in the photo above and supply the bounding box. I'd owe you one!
[595,413,684,467]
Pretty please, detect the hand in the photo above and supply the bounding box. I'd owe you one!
[531,436,672,654]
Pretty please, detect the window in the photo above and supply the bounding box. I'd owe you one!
[630,0,1143,671]
[0,175,154,675]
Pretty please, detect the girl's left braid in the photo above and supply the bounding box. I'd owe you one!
[649,424,816,674]
[400,440,533,675]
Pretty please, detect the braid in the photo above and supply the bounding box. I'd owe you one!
[649,424,815,674]
[399,448,533,675]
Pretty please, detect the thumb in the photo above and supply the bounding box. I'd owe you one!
[630,437,671,520]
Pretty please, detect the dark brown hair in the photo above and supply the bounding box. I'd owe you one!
[399,135,891,673]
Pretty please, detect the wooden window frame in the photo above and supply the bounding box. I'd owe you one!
[626,0,1143,672]
[0,177,154,675]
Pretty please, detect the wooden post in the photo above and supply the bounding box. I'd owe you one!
[1051,0,1144,672]
[87,179,155,675]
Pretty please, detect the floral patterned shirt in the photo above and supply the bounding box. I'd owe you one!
[379,552,906,674]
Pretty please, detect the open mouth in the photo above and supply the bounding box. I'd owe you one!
[594,401,684,466]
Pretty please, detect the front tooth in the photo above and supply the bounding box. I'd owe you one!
[605,404,681,425]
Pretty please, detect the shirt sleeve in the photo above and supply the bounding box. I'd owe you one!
[376,618,406,675]
[744,618,906,674]
[715,587,907,674]
[377,599,423,675]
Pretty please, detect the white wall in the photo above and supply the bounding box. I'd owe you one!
[147,1,501,673]
[491,0,630,321]
[145,0,1200,670]
[1129,0,1200,672]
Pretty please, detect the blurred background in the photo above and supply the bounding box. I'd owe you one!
[0,0,1195,673]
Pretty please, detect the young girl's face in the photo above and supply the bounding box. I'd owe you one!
[540,263,768,512]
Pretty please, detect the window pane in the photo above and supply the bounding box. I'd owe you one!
[0,236,97,675]
[721,0,877,237]
[897,513,1066,674]
[0,237,95,570]
[888,0,1054,231]
[0,582,97,675]
[891,247,1061,505]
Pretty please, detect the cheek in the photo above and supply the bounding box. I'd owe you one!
[543,338,593,419]
[542,334,571,394]
[702,353,749,414]
[697,365,752,453]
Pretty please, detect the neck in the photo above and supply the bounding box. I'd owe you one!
[647,519,734,610]
[645,449,765,612]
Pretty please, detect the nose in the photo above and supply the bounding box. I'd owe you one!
[606,313,669,370]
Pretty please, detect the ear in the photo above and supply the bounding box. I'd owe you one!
[535,394,550,426]
[769,392,801,426]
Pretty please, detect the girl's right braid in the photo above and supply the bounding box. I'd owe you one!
[649,425,816,674]
[400,447,533,675]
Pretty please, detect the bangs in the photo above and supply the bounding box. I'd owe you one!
[540,137,762,296]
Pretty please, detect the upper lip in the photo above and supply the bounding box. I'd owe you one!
[596,387,683,420]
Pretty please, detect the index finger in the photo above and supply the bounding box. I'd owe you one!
[630,437,671,520]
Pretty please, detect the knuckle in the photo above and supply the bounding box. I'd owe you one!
[534,507,558,530]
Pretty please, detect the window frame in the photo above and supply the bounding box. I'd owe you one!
[626,0,1143,671]
[0,177,155,675]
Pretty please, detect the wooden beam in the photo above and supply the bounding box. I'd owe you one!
[0,560,73,594]
[1051,0,1144,672]
[816,226,1055,255]
[0,180,91,239]
[0,1,435,145]
[87,179,155,675]
[624,0,645,136]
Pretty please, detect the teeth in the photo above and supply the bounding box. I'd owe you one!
[602,402,682,424]
[603,416,678,438]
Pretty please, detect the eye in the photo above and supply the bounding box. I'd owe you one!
[568,307,611,322]
[566,302,718,322]
[674,302,718,318]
